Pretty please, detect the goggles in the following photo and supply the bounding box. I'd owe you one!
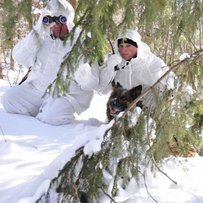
[42,15,67,25]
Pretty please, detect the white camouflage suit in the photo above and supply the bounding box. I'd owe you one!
[97,29,175,109]
[1,0,98,125]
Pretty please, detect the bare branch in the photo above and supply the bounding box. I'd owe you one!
[100,187,117,203]
[139,170,159,203]
[122,49,203,117]
[151,156,177,185]
[0,125,7,142]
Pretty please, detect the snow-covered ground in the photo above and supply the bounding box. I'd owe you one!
[1,79,203,203]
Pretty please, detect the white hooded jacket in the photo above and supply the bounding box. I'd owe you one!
[98,29,175,107]
[12,0,77,93]
[2,0,98,124]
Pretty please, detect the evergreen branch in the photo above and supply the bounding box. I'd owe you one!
[47,8,89,97]
[151,156,177,185]
[121,49,203,118]
[61,7,89,65]
[59,27,85,75]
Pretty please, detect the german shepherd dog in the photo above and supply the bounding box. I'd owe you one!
[106,82,143,121]
[106,82,197,158]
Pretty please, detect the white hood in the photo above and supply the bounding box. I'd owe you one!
[116,29,151,60]
[47,0,75,24]
[118,29,142,46]
[34,0,75,36]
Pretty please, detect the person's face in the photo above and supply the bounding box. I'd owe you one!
[118,43,137,61]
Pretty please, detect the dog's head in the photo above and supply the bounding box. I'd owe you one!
[107,82,142,121]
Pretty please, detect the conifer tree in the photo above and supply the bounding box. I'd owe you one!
[1,0,203,202]
[0,0,46,74]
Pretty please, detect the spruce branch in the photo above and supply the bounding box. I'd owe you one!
[121,49,203,119]
[46,8,89,97]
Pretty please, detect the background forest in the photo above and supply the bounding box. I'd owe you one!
[0,0,203,202]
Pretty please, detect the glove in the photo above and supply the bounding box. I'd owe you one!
[74,63,99,91]
[107,54,122,69]
[12,31,40,67]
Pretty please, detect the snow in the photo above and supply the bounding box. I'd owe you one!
[179,53,190,61]
[1,79,203,203]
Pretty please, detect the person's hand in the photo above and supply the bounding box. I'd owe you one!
[74,63,99,91]
[50,23,69,40]
[107,54,122,68]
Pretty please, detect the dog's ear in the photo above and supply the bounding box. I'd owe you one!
[129,85,142,100]
[116,82,122,88]
[112,81,123,89]
[112,80,116,88]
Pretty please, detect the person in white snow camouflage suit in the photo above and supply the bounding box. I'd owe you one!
[1,0,98,125]
[2,0,174,125]
[97,29,175,110]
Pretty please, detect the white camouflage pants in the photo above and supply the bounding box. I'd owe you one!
[1,82,92,125]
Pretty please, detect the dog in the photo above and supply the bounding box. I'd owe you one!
[106,82,143,121]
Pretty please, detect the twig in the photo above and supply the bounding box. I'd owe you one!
[139,170,159,203]
[100,187,117,203]
[0,125,7,142]
[108,38,115,54]
[121,49,203,118]
[151,156,177,185]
